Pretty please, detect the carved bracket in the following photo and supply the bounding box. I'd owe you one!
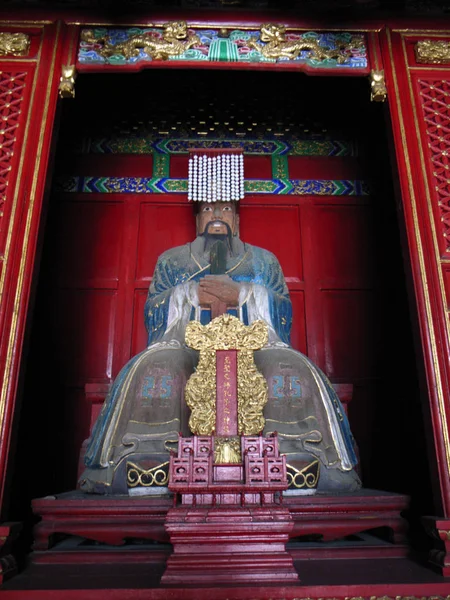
[59,65,77,99]
[0,33,30,57]
[370,69,387,102]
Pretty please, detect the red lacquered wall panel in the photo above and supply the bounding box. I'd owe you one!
[136,202,195,282]
[290,290,307,354]
[304,204,376,288]
[239,203,303,283]
[52,289,117,384]
[131,289,149,356]
[52,200,124,286]
[321,290,380,380]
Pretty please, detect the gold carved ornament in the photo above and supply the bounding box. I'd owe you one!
[416,40,450,64]
[214,437,241,464]
[0,33,30,57]
[370,69,387,103]
[248,23,363,64]
[59,65,77,99]
[126,461,169,487]
[80,21,200,61]
[286,460,320,489]
[184,314,268,436]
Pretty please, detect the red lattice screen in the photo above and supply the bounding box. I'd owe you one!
[0,71,27,236]
[418,79,450,254]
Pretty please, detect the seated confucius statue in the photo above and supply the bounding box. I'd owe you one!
[80,152,361,495]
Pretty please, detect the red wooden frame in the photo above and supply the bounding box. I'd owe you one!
[0,9,450,596]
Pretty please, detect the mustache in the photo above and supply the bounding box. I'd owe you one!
[202,220,233,236]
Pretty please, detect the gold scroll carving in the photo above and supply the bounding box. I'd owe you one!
[184,314,268,437]
[80,21,200,61]
[0,33,30,57]
[416,40,450,64]
[126,461,169,487]
[248,23,363,63]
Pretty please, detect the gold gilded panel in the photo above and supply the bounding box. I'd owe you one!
[0,32,30,57]
[416,39,450,64]
[185,314,268,436]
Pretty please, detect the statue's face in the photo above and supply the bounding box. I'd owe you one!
[196,202,239,236]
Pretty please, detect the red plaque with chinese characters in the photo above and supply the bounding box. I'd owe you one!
[215,350,238,436]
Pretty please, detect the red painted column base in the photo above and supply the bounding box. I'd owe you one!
[0,522,21,585]
[423,516,450,576]
[161,505,298,585]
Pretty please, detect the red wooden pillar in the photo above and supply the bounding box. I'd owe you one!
[382,26,450,573]
[0,18,69,579]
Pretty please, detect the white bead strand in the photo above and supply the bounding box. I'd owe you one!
[239,153,244,200]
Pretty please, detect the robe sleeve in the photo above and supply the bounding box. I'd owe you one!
[144,251,196,346]
[238,247,292,345]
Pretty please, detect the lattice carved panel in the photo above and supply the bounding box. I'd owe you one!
[0,71,27,238]
[418,79,450,254]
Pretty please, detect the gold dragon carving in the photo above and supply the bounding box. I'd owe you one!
[0,32,30,57]
[248,23,361,63]
[80,21,200,61]
[416,39,450,64]
[184,314,268,437]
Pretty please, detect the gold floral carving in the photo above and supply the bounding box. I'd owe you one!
[416,40,450,64]
[185,314,268,436]
[80,21,200,61]
[248,23,362,63]
[370,69,387,102]
[214,436,241,464]
[59,65,77,99]
[0,33,30,57]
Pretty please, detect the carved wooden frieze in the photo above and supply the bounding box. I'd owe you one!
[78,22,368,70]
[416,40,450,64]
[0,33,30,57]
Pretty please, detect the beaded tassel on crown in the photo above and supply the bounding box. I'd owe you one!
[188,149,244,202]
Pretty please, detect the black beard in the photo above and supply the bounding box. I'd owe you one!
[201,221,234,251]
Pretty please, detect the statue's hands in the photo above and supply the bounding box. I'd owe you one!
[198,287,219,307]
[199,275,240,306]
